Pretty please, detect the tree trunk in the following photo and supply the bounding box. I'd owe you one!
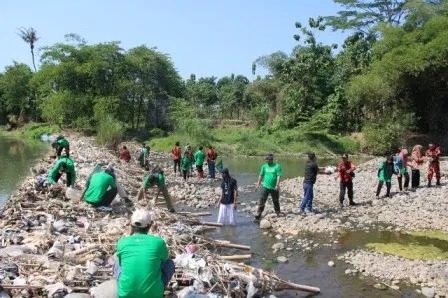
[31,48,37,72]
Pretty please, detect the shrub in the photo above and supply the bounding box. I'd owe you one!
[96,116,125,147]
[22,122,60,139]
[149,128,166,138]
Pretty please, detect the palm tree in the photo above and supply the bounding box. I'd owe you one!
[17,27,39,72]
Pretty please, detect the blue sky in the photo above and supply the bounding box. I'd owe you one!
[0,0,347,79]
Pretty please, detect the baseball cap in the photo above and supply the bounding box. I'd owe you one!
[131,209,152,228]
[342,154,349,159]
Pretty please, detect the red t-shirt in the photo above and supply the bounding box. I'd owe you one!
[172,146,181,160]
[120,150,131,162]
[337,161,355,182]
[207,149,217,161]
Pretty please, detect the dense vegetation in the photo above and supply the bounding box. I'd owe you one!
[1,0,447,154]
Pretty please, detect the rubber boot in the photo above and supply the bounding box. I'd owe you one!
[436,179,441,186]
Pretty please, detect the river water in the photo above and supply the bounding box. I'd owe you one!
[0,137,422,297]
[0,135,47,205]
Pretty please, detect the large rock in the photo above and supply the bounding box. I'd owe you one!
[259,219,271,229]
[271,243,285,250]
[277,256,289,263]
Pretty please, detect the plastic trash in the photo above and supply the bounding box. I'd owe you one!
[40,134,49,142]
[0,290,11,298]
[89,279,118,298]
[66,187,82,201]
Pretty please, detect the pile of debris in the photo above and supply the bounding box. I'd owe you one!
[0,133,320,297]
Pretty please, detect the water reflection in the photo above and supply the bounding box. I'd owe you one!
[0,136,47,204]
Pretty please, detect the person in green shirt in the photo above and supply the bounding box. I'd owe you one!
[114,209,175,298]
[51,135,70,158]
[255,153,283,220]
[142,166,175,213]
[194,146,206,179]
[376,155,398,199]
[138,144,150,169]
[181,151,192,182]
[81,167,118,207]
[47,156,76,187]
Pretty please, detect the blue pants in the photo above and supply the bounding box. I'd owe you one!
[300,183,314,211]
[208,161,216,178]
[114,258,175,287]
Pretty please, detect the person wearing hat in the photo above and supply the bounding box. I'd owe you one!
[51,135,70,158]
[299,153,328,213]
[425,143,441,186]
[115,209,174,298]
[255,153,283,220]
[337,154,357,208]
[81,167,118,207]
[48,156,76,187]
[142,166,175,213]
[216,168,238,225]
[376,155,399,198]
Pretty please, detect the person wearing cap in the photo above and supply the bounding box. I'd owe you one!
[51,135,70,158]
[194,146,206,179]
[206,146,218,179]
[425,143,441,187]
[337,154,357,208]
[216,168,238,225]
[142,166,175,213]
[48,156,76,187]
[255,153,283,219]
[81,167,118,207]
[376,155,399,198]
[115,209,175,298]
[299,153,328,213]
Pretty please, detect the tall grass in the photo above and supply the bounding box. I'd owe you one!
[96,117,125,147]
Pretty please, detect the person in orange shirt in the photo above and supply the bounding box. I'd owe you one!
[426,143,441,186]
[337,154,357,208]
[171,142,182,176]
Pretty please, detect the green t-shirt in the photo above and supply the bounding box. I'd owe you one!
[259,163,283,190]
[194,150,205,166]
[181,155,192,171]
[144,172,165,189]
[117,234,168,298]
[84,172,117,204]
[56,138,69,147]
[48,157,76,185]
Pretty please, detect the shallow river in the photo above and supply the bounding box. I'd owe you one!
[0,137,424,297]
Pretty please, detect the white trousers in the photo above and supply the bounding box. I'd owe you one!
[217,204,236,226]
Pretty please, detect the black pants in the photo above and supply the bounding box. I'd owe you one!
[54,172,73,187]
[339,181,354,204]
[182,170,188,181]
[411,170,420,188]
[173,159,180,173]
[91,188,118,207]
[397,172,410,191]
[257,187,280,215]
[376,181,391,197]
[57,146,70,158]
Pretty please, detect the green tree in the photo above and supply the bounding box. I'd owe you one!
[324,0,407,32]
[0,62,33,126]
[17,27,39,72]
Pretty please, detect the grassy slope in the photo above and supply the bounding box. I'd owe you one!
[149,127,360,156]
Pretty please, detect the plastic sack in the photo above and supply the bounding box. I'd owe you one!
[89,279,118,298]
[66,187,81,201]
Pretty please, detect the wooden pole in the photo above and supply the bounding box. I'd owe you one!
[213,242,251,250]
[273,281,320,294]
[219,254,252,260]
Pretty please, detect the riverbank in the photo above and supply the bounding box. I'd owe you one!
[245,157,448,296]
[2,124,362,157]
[1,132,319,297]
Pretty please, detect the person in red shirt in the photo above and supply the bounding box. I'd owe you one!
[337,154,357,208]
[425,143,441,186]
[171,142,182,176]
[206,146,218,178]
[119,146,131,162]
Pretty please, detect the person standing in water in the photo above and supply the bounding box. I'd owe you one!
[255,153,283,220]
[216,168,238,226]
